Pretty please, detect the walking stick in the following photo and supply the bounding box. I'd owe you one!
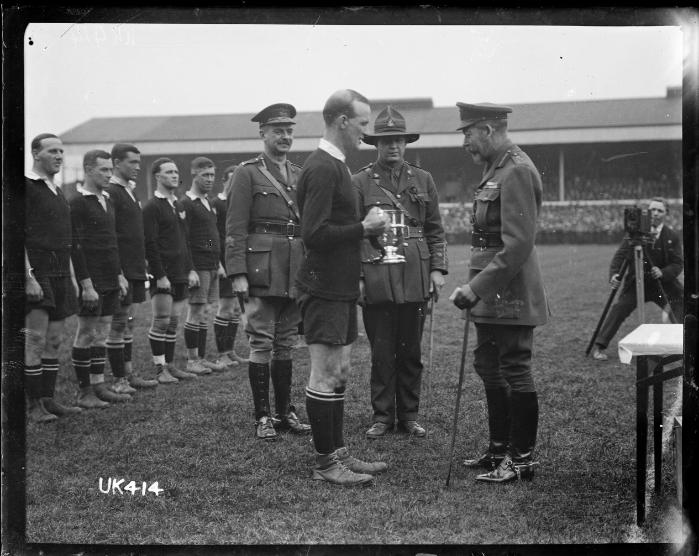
[423,292,436,436]
[585,258,629,356]
[446,308,471,488]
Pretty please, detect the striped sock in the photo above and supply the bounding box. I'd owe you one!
[148,329,166,363]
[71,347,92,388]
[228,317,239,353]
[106,339,126,378]
[214,316,229,354]
[333,385,346,449]
[90,346,107,377]
[184,322,199,351]
[164,316,178,364]
[24,363,43,399]
[40,358,59,398]
[123,335,133,363]
[198,322,208,359]
[305,386,343,455]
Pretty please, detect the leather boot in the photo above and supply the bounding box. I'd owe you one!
[27,398,58,423]
[249,361,271,421]
[271,359,311,433]
[336,447,387,475]
[128,373,159,388]
[41,397,83,416]
[93,382,132,402]
[77,386,110,409]
[463,387,510,469]
[312,451,374,486]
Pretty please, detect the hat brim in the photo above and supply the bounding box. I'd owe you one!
[362,132,420,146]
[259,118,296,126]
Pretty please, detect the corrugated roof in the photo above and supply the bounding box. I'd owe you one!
[60,95,681,144]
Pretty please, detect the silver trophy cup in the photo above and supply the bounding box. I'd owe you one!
[377,209,408,264]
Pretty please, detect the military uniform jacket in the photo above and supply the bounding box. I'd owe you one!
[225,153,304,298]
[353,161,448,304]
[468,141,548,326]
[610,225,683,293]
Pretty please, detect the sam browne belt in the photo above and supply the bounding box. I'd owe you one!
[471,231,504,249]
[251,221,301,237]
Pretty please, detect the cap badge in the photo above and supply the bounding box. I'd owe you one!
[386,118,395,127]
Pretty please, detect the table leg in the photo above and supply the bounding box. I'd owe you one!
[652,357,663,495]
[636,355,648,526]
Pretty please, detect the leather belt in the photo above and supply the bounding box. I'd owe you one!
[251,221,301,237]
[404,226,424,239]
[471,231,504,249]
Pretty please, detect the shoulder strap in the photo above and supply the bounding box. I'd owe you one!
[257,160,300,221]
[376,182,419,226]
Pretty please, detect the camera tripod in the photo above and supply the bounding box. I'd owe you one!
[585,235,678,357]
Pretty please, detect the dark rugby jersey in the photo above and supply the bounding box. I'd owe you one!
[142,193,193,283]
[69,189,121,291]
[213,193,228,267]
[25,175,72,277]
[107,178,147,280]
[179,191,220,271]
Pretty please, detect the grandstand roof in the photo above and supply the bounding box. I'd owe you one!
[60,93,681,145]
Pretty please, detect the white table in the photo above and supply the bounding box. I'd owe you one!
[618,324,683,526]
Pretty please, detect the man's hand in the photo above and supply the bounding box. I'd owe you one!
[449,284,479,310]
[358,278,366,306]
[26,274,43,302]
[650,266,663,280]
[217,263,227,278]
[117,274,129,299]
[362,207,390,237]
[81,282,99,311]
[188,270,200,289]
[232,274,249,302]
[610,273,621,289]
[156,276,171,292]
[429,270,445,302]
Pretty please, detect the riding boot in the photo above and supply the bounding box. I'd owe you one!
[463,387,510,469]
[248,362,271,420]
[271,359,311,434]
[508,390,540,479]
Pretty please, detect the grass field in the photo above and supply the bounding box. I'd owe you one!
[25,244,685,546]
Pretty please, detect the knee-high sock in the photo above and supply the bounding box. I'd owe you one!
[332,385,346,449]
[123,335,133,363]
[164,316,178,364]
[228,317,239,352]
[184,322,199,352]
[305,387,342,455]
[214,316,229,354]
[40,358,59,398]
[105,339,126,378]
[198,322,208,358]
[24,363,43,399]
[71,347,91,388]
[89,346,107,384]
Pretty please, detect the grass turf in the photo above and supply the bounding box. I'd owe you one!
[25,244,684,545]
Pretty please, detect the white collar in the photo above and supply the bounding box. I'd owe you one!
[26,170,58,191]
[109,175,136,191]
[652,223,664,235]
[185,190,208,201]
[154,190,177,202]
[319,138,346,163]
[78,185,109,199]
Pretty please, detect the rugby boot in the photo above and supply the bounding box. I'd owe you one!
[366,422,392,439]
[211,354,238,370]
[463,387,510,469]
[27,398,58,423]
[275,407,312,434]
[77,386,110,409]
[397,420,426,437]
[94,382,132,402]
[167,364,197,380]
[591,345,609,361]
[128,373,159,389]
[228,350,249,364]
[156,364,179,384]
[186,359,212,376]
[312,451,374,486]
[111,377,137,395]
[200,358,226,372]
[336,447,388,475]
[41,397,83,416]
[255,415,278,441]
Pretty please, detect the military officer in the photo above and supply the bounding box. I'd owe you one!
[225,103,311,440]
[449,103,548,483]
[353,106,448,439]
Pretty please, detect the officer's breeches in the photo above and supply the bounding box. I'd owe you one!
[244,296,301,364]
[362,302,426,423]
[473,323,535,392]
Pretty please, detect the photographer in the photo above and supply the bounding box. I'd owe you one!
[591,198,683,361]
